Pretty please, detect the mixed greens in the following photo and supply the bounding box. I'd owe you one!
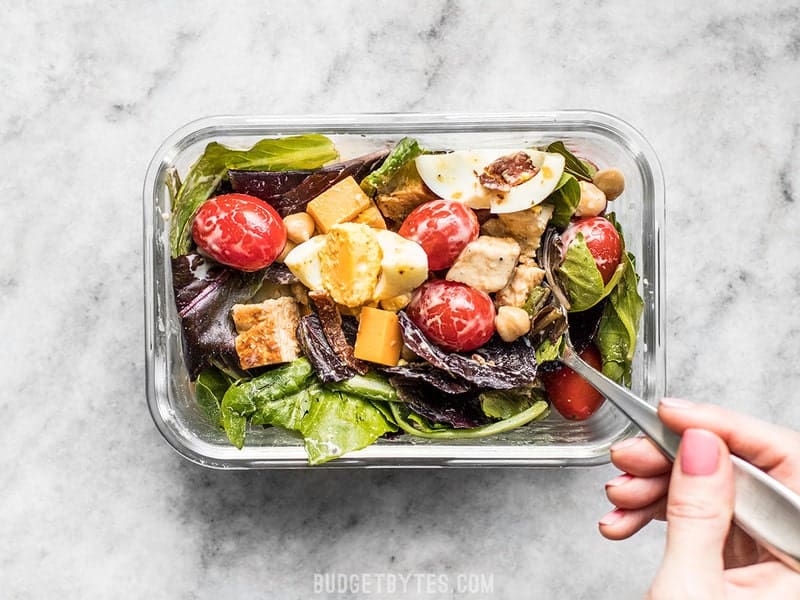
[168,134,644,464]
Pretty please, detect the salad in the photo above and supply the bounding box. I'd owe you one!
[168,134,643,465]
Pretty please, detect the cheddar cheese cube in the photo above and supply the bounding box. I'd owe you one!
[354,307,402,366]
[306,176,371,233]
[352,201,387,229]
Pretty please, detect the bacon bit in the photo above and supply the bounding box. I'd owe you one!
[479,152,539,191]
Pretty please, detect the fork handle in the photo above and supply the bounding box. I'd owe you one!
[561,349,800,572]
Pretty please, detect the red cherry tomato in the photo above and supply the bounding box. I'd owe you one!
[398,200,479,271]
[562,217,622,284]
[192,194,286,272]
[543,345,605,420]
[406,280,495,352]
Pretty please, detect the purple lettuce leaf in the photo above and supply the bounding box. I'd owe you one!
[389,377,487,429]
[171,254,265,379]
[228,170,313,205]
[397,312,538,390]
[380,363,473,394]
[261,150,389,217]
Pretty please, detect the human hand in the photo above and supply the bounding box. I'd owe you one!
[598,399,800,598]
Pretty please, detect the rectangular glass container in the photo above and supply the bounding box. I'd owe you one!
[143,112,665,469]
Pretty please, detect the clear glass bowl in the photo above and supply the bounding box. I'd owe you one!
[143,112,665,469]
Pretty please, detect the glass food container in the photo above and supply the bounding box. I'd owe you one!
[143,112,665,469]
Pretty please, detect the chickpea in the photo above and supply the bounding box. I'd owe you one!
[494,306,531,342]
[275,240,296,263]
[575,181,607,217]
[284,212,316,244]
[592,168,625,201]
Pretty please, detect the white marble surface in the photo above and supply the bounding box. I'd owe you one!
[2,1,799,598]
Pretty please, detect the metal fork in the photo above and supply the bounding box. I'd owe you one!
[540,229,800,571]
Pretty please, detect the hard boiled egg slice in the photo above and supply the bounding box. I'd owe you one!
[415,149,566,214]
[490,151,566,214]
[284,234,327,290]
[415,150,507,209]
[372,230,429,301]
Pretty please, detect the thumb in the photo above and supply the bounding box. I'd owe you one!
[650,429,735,598]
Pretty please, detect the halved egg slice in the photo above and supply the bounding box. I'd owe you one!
[415,149,566,214]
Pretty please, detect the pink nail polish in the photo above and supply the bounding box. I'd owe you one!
[680,429,720,476]
[605,473,633,487]
[599,508,625,526]
[610,436,642,452]
[660,397,694,409]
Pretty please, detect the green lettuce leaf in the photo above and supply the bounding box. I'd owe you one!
[560,233,604,311]
[479,386,547,420]
[300,390,394,465]
[559,233,626,312]
[194,367,231,428]
[326,372,399,403]
[535,336,564,364]
[250,384,321,429]
[220,357,314,448]
[546,141,595,181]
[170,135,339,257]
[359,137,423,197]
[546,172,581,229]
[220,385,256,449]
[596,216,644,385]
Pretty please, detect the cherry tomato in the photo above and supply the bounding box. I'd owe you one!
[562,217,622,284]
[406,280,495,352]
[192,194,286,272]
[543,345,605,420]
[398,200,479,271]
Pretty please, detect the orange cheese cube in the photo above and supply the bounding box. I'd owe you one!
[306,176,371,233]
[353,307,402,366]
[352,201,387,229]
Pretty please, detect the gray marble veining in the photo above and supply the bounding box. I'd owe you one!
[2,1,799,598]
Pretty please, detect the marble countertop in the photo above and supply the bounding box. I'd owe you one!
[3,1,799,598]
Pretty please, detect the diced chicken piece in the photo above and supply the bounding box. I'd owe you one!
[232,297,300,369]
[446,236,520,294]
[497,204,554,256]
[375,177,438,223]
[480,217,509,238]
[495,262,546,308]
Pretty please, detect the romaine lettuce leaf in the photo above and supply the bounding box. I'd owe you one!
[360,137,423,197]
[545,141,595,181]
[535,336,563,364]
[597,250,643,385]
[194,367,231,428]
[326,372,399,403]
[596,216,644,385]
[170,134,339,256]
[559,233,605,311]
[546,173,581,229]
[250,384,321,429]
[220,358,314,448]
[300,390,395,465]
[479,386,547,420]
[559,233,625,312]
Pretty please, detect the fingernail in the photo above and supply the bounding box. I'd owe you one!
[605,474,633,488]
[660,397,693,409]
[680,429,720,476]
[599,508,625,526]
[610,436,642,452]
